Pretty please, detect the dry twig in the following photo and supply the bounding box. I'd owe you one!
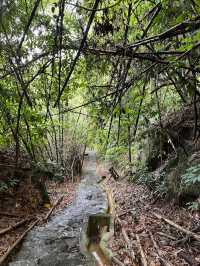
[149,231,173,266]
[44,196,64,221]
[136,234,148,266]
[0,211,22,218]
[116,217,137,265]
[0,218,31,235]
[153,212,200,242]
[156,231,176,240]
[0,219,39,265]
[112,256,126,266]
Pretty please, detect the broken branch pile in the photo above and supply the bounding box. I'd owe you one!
[105,176,200,266]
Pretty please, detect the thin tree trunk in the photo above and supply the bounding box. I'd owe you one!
[127,114,132,164]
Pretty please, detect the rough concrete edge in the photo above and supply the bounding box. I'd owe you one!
[99,182,115,261]
[79,182,109,262]
[80,180,114,261]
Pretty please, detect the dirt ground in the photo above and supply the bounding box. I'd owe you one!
[105,177,200,266]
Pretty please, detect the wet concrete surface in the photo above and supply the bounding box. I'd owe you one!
[9,151,108,266]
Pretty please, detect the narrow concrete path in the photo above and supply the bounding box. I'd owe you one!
[9,151,108,266]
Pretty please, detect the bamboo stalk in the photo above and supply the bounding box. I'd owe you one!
[0,218,31,235]
[0,211,22,218]
[112,256,126,266]
[116,217,137,265]
[44,196,64,221]
[0,219,39,265]
[149,231,173,266]
[153,212,200,241]
[136,234,148,266]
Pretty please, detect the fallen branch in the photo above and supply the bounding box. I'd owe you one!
[156,231,176,240]
[0,219,39,265]
[123,229,137,265]
[44,196,64,221]
[149,231,173,266]
[116,217,137,265]
[0,211,22,218]
[0,218,31,235]
[173,224,200,245]
[177,250,199,266]
[172,235,190,246]
[112,256,126,266]
[136,234,148,266]
[153,212,200,242]
[127,16,200,49]
[118,208,135,217]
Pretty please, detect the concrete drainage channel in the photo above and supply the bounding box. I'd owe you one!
[81,183,114,266]
[84,214,113,266]
[7,151,114,266]
[80,152,114,266]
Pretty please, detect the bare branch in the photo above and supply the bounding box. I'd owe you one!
[65,0,122,12]
[54,0,101,107]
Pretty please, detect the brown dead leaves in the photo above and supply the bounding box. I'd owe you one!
[106,178,200,266]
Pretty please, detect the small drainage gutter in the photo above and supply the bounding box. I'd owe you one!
[87,213,112,266]
[80,180,114,266]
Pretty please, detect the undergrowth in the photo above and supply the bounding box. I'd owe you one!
[131,167,168,198]
[0,178,19,192]
[181,165,200,185]
[132,164,200,209]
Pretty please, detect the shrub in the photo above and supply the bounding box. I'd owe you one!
[0,178,18,192]
[186,201,200,211]
[132,167,168,197]
[181,165,200,185]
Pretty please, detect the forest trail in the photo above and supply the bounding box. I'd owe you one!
[8,151,108,266]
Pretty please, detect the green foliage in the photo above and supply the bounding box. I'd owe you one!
[105,146,127,165]
[132,167,168,197]
[0,181,8,192]
[186,201,200,211]
[0,0,199,202]
[181,165,200,185]
[134,168,155,189]
[0,178,19,192]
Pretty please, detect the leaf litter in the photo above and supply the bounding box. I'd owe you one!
[105,177,200,266]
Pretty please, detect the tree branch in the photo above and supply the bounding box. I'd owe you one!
[54,0,101,107]
[18,0,41,51]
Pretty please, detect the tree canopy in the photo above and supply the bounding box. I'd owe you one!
[0,0,200,166]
